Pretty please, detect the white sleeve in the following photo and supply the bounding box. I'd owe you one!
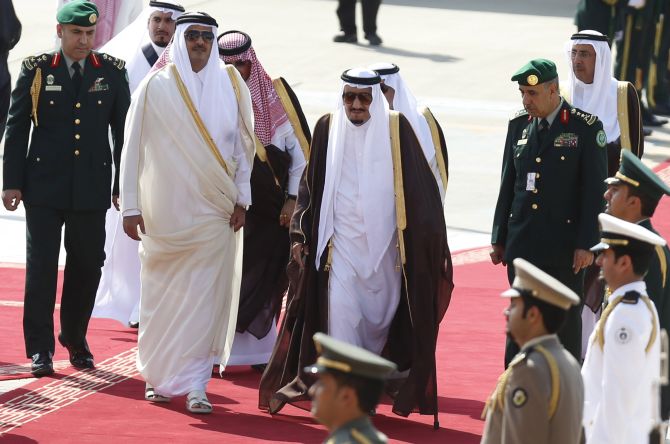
[284,131,307,195]
[628,0,645,7]
[119,81,145,216]
[233,128,252,207]
[587,310,648,443]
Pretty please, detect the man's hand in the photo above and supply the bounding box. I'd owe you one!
[230,205,246,232]
[490,244,506,266]
[123,215,145,241]
[112,195,120,211]
[279,198,296,228]
[292,242,308,269]
[2,189,22,211]
[573,248,594,273]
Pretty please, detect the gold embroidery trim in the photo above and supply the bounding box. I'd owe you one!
[621,15,633,81]
[350,428,373,444]
[656,245,667,289]
[225,65,265,163]
[273,78,310,160]
[171,64,230,176]
[534,345,560,419]
[615,171,640,187]
[617,81,631,152]
[600,238,629,246]
[421,107,448,193]
[316,356,351,373]
[595,294,658,353]
[30,68,42,127]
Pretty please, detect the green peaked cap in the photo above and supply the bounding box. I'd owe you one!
[511,58,558,86]
[304,333,397,380]
[605,150,670,203]
[57,1,99,26]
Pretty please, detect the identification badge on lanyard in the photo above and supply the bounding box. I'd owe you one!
[526,172,536,191]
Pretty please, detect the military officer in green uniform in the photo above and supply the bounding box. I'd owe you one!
[305,333,395,444]
[481,258,584,444]
[575,0,623,41]
[490,59,608,366]
[1,1,130,376]
[602,149,670,418]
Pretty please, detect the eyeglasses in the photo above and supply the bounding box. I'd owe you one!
[185,30,215,42]
[342,92,373,105]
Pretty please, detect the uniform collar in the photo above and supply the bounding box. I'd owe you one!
[541,97,564,126]
[608,280,647,303]
[521,334,559,352]
[61,51,86,73]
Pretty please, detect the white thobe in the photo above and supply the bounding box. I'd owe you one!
[327,119,401,355]
[92,42,167,326]
[582,281,660,444]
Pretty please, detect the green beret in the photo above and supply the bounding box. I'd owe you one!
[511,58,558,86]
[57,1,99,27]
[605,150,670,203]
[304,333,397,381]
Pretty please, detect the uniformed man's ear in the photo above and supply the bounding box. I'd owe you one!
[57,24,63,38]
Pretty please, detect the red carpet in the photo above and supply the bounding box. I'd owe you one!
[0,159,668,442]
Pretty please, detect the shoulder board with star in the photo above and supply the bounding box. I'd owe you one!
[97,52,127,70]
[21,53,54,71]
[570,107,599,126]
[510,109,529,121]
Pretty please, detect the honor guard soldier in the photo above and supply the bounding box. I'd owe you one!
[1,1,131,376]
[582,213,665,443]
[490,58,608,366]
[481,258,584,444]
[305,333,396,444]
[602,150,670,420]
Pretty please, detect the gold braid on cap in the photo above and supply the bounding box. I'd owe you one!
[316,357,351,373]
[615,171,640,187]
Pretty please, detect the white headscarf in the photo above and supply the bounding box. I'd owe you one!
[368,62,436,162]
[316,68,395,274]
[100,2,183,92]
[565,30,620,142]
[169,14,244,166]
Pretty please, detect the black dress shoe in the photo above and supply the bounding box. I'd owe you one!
[31,351,54,377]
[128,321,139,329]
[364,33,383,46]
[333,33,357,43]
[58,334,95,369]
[644,128,653,137]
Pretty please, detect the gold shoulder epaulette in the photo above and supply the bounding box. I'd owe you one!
[511,109,528,121]
[100,53,126,70]
[22,53,50,71]
[350,428,374,444]
[570,108,598,126]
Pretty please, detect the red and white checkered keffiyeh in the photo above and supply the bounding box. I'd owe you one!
[218,32,289,146]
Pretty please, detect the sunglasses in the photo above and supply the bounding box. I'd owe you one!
[184,30,215,42]
[342,92,373,105]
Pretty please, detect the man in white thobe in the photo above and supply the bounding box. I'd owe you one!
[93,0,184,328]
[119,11,255,414]
[582,213,664,443]
[368,62,449,203]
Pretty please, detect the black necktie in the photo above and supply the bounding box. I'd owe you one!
[538,118,549,145]
[72,62,82,92]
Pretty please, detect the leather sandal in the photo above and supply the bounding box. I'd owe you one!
[186,390,213,414]
[145,385,171,403]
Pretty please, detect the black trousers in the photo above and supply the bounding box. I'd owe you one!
[23,205,106,357]
[0,79,10,143]
[336,0,381,35]
[504,263,584,367]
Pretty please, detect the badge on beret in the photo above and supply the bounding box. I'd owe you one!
[511,388,527,408]
[527,74,538,86]
[615,327,631,344]
[89,13,97,24]
[596,129,607,148]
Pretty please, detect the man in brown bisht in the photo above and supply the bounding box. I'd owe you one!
[217,30,311,369]
[259,68,453,427]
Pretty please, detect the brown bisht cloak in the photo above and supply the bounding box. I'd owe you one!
[258,112,454,418]
[237,78,311,338]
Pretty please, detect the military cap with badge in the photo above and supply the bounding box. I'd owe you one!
[57,0,99,26]
[606,149,670,204]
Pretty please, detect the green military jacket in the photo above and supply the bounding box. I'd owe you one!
[323,417,387,444]
[3,50,130,210]
[639,219,670,334]
[491,100,608,267]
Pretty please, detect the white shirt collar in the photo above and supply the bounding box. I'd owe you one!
[608,280,647,303]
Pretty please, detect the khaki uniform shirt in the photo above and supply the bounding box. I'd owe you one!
[323,416,387,444]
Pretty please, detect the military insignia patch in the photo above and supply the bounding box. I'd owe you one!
[89,13,97,24]
[596,130,607,148]
[527,75,538,86]
[46,74,55,85]
[554,132,578,148]
[615,327,631,344]
[511,388,527,408]
[88,77,109,92]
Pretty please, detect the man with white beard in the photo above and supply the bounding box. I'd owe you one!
[120,11,255,414]
[93,0,184,329]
